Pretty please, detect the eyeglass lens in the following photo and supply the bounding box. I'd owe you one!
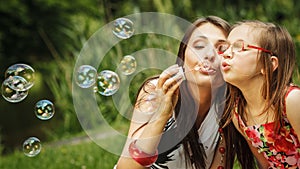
[232,41,244,53]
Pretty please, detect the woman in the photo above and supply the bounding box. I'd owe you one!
[116,16,230,169]
[221,20,300,168]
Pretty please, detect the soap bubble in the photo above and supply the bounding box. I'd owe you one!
[119,55,137,75]
[137,92,162,114]
[75,65,97,88]
[23,137,41,157]
[1,78,28,103]
[94,70,120,96]
[35,99,55,120]
[112,18,134,39]
[4,76,28,92]
[5,63,35,90]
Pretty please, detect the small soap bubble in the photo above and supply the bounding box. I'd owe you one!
[1,78,28,103]
[119,55,137,75]
[75,65,97,88]
[95,70,120,96]
[23,137,41,157]
[137,92,161,114]
[112,18,134,39]
[5,63,35,90]
[35,100,55,120]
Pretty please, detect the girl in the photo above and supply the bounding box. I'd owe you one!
[221,20,300,168]
[115,16,230,169]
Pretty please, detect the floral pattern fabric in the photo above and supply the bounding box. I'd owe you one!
[234,85,300,169]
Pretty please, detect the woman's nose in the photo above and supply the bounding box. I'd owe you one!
[204,48,216,62]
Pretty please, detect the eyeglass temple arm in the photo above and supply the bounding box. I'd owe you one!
[247,44,273,55]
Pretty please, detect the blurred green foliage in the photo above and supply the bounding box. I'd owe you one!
[0,0,300,156]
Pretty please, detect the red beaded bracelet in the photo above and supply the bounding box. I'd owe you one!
[128,140,158,167]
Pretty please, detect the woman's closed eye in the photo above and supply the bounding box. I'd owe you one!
[193,41,208,50]
[194,45,205,49]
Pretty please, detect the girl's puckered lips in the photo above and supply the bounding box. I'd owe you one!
[221,61,231,71]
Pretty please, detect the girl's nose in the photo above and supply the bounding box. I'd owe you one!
[222,48,232,59]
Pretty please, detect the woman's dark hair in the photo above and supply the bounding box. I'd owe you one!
[175,16,230,169]
[135,16,230,169]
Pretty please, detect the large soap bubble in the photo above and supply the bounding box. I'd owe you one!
[136,91,162,115]
[3,76,28,92]
[112,18,134,39]
[1,77,28,103]
[94,70,120,96]
[5,63,35,90]
[75,65,97,88]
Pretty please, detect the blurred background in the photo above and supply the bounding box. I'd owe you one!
[0,0,300,168]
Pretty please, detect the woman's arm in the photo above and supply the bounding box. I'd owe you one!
[116,64,184,169]
[116,112,170,169]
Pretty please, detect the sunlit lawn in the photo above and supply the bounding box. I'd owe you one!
[0,121,243,169]
[1,141,243,169]
[0,140,119,169]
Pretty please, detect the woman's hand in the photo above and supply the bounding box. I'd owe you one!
[116,64,184,169]
[152,64,185,120]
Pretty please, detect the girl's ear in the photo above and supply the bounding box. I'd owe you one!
[260,56,278,74]
[270,56,278,72]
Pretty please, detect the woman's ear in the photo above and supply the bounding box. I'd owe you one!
[270,56,278,72]
[260,56,278,74]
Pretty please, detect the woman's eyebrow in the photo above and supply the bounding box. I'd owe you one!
[192,36,209,43]
[196,35,208,40]
[196,36,228,43]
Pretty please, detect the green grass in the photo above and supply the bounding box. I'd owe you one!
[0,138,243,169]
[0,141,119,169]
[0,119,243,169]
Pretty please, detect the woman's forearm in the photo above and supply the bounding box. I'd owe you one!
[116,112,171,169]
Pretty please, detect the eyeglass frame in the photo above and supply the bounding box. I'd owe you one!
[221,40,274,56]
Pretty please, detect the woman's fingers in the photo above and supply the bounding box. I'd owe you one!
[162,73,184,94]
[157,64,185,94]
[157,64,180,89]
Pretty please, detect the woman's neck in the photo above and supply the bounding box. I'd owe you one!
[187,82,217,129]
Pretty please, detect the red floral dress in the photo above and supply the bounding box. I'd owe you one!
[234,85,300,169]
